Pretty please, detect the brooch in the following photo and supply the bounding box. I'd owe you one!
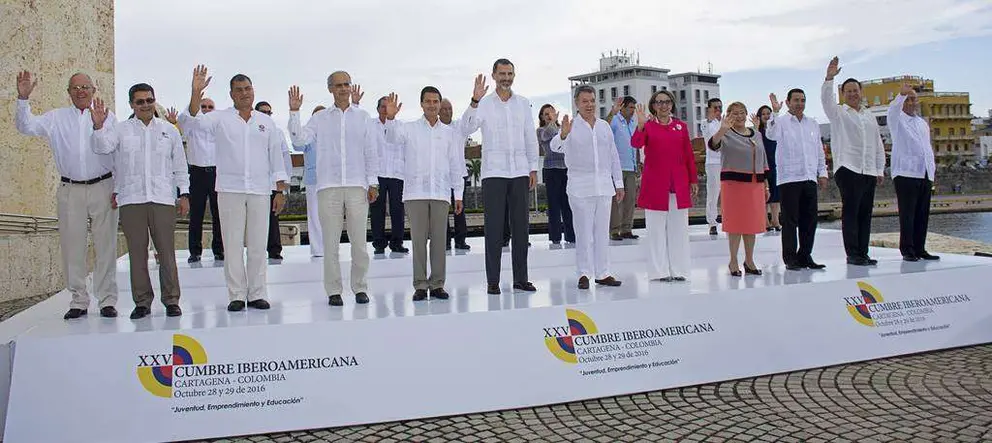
[675,124,682,131]
[259,124,266,132]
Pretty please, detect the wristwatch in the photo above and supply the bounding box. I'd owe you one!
[470,97,479,104]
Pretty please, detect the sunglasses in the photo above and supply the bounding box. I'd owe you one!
[133,97,156,106]
[200,104,214,110]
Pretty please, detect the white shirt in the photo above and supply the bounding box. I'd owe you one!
[702,118,723,165]
[372,118,405,180]
[91,117,190,207]
[821,80,886,176]
[178,108,289,196]
[273,126,293,179]
[449,118,471,178]
[384,116,466,202]
[287,104,379,192]
[460,92,538,179]
[887,94,936,180]
[178,114,217,167]
[764,112,828,185]
[15,100,116,181]
[549,116,623,198]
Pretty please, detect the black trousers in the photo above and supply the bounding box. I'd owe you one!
[834,167,877,259]
[543,168,575,243]
[779,181,818,266]
[187,165,223,256]
[894,175,932,257]
[447,179,469,246]
[370,177,405,250]
[267,191,282,256]
[484,176,530,284]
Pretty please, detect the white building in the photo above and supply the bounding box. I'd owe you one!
[568,51,671,120]
[669,72,721,138]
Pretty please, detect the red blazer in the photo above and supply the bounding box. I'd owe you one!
[631,118,698,211]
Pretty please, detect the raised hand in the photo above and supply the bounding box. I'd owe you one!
[635,103,649,127]
[720,112,735,130]
[165,107,179,125]
[16,70,37,100]
[769,93,783,114]
[288,85,303,112]
[749,113,761,128]
[191,65,211,93]
[611,97,624,115]
[384,93,402,119]
[472,74,488,102]
[351,84,364,105]
[559,114,573,139]
[900,82,914,96]
[90,97,109,129]
[825,56,841,81]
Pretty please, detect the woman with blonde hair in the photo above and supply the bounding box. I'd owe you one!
[708,102,770,276]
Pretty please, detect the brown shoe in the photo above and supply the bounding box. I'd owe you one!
[595,276,622,287]
[577,276,590,289]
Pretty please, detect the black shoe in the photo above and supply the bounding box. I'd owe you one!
[919,252,940,261]
[188,255,201,263]
[214,253,224,261]
[487,283,501,295]
[328,294,343,306]
[130,306,150,319]
[578,276,590,289]
[390,245,409,253]
[847,257,870,266]
[621,232,639,240]
[455,243,471,250]
[744,265,762,276]
[502,240,510,247]
[513,281,537,292]
[709,226,718,236]
[785,263,805,271]
[100,306,118,318]
[656,277,673,282]
[165,304,182,317]
[595,276,622,286]
[355,292,370,304]
[63,308,87,320]
[804,260,826,269]
[729,265,742,277]
[864,257,878,266]
[610,234,624,241]
[412,289,428,301]
[429,288,450,300]
[374,248,386,255]
[247,299,270,310]
[227,300,246,311]
[903,255,920,262]
[268,253,283,260]
[672,276,687,282]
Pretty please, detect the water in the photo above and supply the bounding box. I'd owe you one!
[819,212,992,244]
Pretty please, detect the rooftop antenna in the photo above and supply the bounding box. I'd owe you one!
[707,61,713,74]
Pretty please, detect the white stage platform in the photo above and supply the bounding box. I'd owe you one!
[2,227,991,443]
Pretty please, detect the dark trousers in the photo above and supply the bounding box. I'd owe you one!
[543,168,575,243]
[188,165,223,256]
[835,167,877,259]
[779,181,818,266]
[483,176,530,284]
[370,177,405,250]
[894,175,932,257]
[447,179,469,246]
[267,191,282,256]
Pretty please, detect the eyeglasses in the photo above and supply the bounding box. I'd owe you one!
[69,85,93,92]
[200,104,214,110]
[331,82,350,88]
[133,97,156,106]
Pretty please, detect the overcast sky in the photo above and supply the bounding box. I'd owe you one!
[114,0,992,139]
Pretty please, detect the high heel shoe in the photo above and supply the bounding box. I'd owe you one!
[744,264,762,275]
[729,265,742,277]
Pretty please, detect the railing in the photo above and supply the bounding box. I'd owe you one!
[0,213,59,234]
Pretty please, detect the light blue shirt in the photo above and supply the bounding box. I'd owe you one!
[298,143,317,186]
[610,114,637,172]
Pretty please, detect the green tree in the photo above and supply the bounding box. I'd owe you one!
[468,159,482,188]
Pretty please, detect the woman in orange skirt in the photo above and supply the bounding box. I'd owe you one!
[707,102,770,276]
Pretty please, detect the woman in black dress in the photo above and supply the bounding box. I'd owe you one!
[757,105,782,231]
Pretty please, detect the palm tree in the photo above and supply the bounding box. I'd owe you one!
[468,159,482,188]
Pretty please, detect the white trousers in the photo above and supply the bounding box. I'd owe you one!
[217,192,270,301]
[318,187,370,296]
[305,188,324,257]
[57,179,119,310]
[645,194,690,279]
[705,163,721,227]
[570,194,613,279]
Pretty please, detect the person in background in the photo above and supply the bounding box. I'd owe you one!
[439,98,471,251]
[707,102,770,276]
[630,90,698,282]
[370,96,409,255]
[757,105,782,231]
[537,103,575,245]
[296,105,327,257]
[254,101,293,261]
[179,95,224,263]
[605,96,640,241]
[701,98,724,236]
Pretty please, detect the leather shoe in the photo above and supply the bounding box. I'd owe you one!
[187,255,201,263]
[63,308,87,320]
[785,263,806,271]
[513,281,537,292]
[100,306,118,318]
[165,304,182,317]
[709,226,718,236]
[595,276,622,287]
[455,243,471,250]
[621,232,639,240]
[487,283,501,295]
[214,253,224,261]
[129,306,150,319]
[847,257,870,266]
[803,259,826,269]
[268,253,283,260]
[227,300,245,311]
[429,288,449,300]
[328,294,343,306]
[903,255,920,262]
[577,276,590,289]
[610,234,624,241]
[374,248,386,255]
[390,245,409,254]
[247,299,270,310]
[919,252,940,261]
[355,292,370,304]
[412,289,428,301]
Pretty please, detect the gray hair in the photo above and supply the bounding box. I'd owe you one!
[326,71,350,86]
[573,85,596,101]
[67,72,94,89]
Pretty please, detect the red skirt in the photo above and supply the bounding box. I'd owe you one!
[720,180,766,234]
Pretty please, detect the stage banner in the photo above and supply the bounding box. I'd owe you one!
[4,266,991,443]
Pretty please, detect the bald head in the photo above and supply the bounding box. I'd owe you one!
[200,97,216,114]
[439,98,453,124]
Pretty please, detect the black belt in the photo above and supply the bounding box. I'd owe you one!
[190,165,216,172]
[61,172,112,185]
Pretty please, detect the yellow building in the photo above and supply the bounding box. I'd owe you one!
[855,75,974,162]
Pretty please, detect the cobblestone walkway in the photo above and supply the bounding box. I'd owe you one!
[3,297,989,443]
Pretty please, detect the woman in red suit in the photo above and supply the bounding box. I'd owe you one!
[630,90,699,282]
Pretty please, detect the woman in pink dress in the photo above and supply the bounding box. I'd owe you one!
[630,90,698,282]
